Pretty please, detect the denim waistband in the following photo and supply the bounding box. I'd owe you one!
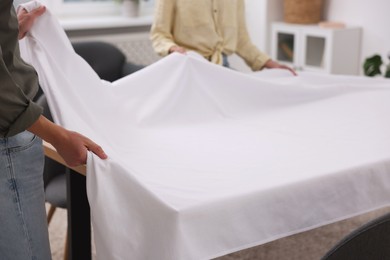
[222,53,230,68]
[0,131,35,149]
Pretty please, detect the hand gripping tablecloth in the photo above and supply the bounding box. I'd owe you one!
[20,3,390,259]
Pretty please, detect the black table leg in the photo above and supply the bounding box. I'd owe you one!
[66,169,91,260]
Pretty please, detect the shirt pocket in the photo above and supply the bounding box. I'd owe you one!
[177,0,212,28]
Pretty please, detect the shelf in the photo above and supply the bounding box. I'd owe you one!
[271,22,362,75]
[59,15,154,31]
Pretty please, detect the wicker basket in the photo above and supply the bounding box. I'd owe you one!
[284,0,324,24]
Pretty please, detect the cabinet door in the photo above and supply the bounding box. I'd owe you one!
[271,24,301,70]
[301,29,332,73]
[271,22,361,75]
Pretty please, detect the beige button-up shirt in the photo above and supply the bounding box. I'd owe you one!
[150,0,270,70]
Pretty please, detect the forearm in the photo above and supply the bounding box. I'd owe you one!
[27,115,107,167]
[236,43,271,71]
[235,0,270,71]
[27,115,66,145]
[150,31,177,56]
[150,0,176,56]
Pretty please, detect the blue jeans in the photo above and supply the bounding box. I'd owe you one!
[0,131,51,260]
[222,53,230,68]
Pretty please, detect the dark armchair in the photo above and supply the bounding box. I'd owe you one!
[33,41,144,101]
[322,212,390,260]
[72,41,144,82]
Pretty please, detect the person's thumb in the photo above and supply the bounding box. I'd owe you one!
[31,6,46,17]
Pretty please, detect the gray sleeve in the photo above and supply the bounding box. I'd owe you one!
[0,1,42,137]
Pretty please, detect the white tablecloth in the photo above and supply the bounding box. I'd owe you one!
[20,3,390,259]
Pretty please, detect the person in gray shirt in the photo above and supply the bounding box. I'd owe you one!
[0,1,107,259]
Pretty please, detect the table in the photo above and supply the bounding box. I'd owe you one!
[23,11,390,257]
[43,142,91,260]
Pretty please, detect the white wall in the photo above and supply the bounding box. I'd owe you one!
[229,0,267,72]
[324,0,390,66]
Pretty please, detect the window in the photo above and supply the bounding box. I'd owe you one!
[39,0,120,17]
[16,0,154,18]
[64,0,111,2]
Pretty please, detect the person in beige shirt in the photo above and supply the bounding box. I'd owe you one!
[151,0,295,74]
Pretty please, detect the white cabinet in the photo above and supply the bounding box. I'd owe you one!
[271,22,362,75]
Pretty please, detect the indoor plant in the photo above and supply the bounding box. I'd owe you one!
[363,54,390,78]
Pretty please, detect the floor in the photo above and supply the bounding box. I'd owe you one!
[46,205,97,260]
[47,204,390,260]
